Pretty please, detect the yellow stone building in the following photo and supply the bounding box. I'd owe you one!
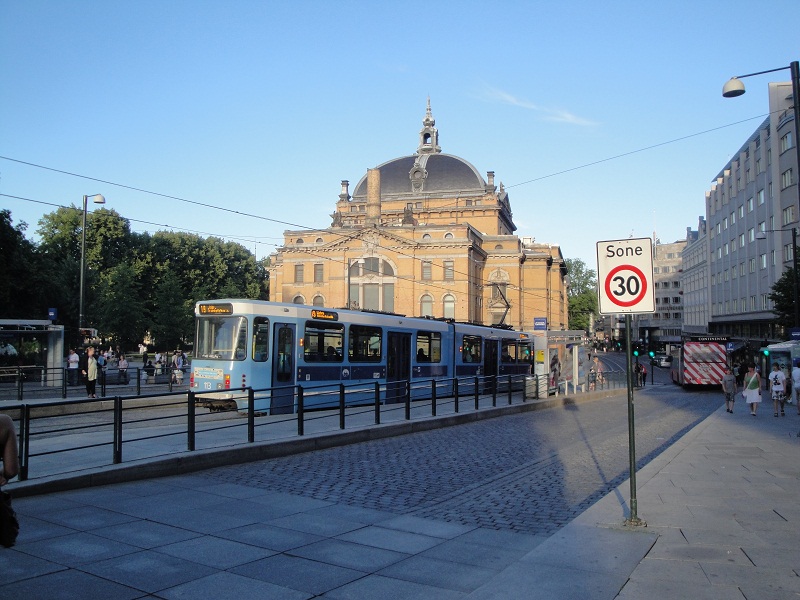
[268,102,569,331]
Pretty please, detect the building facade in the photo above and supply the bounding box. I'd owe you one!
[705,81,799,341]
[268,102,569,331]
[637,237,687,348]
[681,217,710,335]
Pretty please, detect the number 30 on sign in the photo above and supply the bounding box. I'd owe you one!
[596,238,655,314]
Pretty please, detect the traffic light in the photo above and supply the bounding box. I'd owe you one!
[633,350,639,357]
[763,348,770,357]
[648,351,655,358]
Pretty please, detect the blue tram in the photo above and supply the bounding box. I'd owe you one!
[190,299,533,413]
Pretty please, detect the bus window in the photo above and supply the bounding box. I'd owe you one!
[196,315,248,361]
[462,335,482,363]
[252,317,269,362]
[304,321,344,362]
[501,340,517,363]
[416,331,442,363]
[349,325,382,362]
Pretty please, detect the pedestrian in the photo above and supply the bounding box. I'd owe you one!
[743,362,761,416]
[142,349,149,368]
[793,359,800,414]
[641,364,647,386]
[81,346,98,398]
[721,365,737,413]
[0,414,19,486]
[118,355,129,384]
[768,362,786,417]
[67,348,80,386]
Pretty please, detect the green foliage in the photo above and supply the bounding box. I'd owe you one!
[565,258,598,331]
[8,207,269,350]
[767,267,798,330]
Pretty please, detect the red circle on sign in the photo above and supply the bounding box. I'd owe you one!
[604,264,648,307]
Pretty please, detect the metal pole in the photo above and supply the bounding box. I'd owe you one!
[625,314,644,526]
[78,195,88,341]
[793,227,799,328]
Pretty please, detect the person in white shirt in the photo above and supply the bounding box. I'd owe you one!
[67,349,80,386]
[792,359,800,414]
[768,362,786,417]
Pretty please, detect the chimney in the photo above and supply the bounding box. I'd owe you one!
[366,168,381,227]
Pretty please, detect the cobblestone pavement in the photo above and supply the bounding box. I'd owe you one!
[207,385,722,536]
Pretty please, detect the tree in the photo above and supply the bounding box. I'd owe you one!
[150,269,193,349]
[0,210,45,318]
[767,267,799,330]
[565,258,598,332]
[95,263,150,349]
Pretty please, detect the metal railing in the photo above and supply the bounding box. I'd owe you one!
[1,370,625,482]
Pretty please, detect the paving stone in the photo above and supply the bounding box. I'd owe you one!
[230,553,366,595]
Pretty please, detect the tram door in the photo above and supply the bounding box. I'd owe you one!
[483,339,499,393]
[386,331,411,403]
[270,323,296,414]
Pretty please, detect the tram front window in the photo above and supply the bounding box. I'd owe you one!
[196,316,248,360]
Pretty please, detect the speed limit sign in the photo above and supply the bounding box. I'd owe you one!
[596,238,655,314]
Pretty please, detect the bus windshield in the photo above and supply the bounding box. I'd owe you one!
[195,316,248,361]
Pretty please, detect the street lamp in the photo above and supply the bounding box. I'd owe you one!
[756,227,799,329]
[78,194,106,341]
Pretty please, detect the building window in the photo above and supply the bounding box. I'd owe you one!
[747,197,754,211]
[760,254,767,269]
[783,206,795,225]
[292,295,304,304]
[314,263,324,283]
[758,221,766,233]
[294,264,304,283]
[739,233,745,248]
[746,169,751,183]
[781,131,793,152]
[740,263,745,276]
[673,313,681,319]
[444,232,454,239]
[761,294,769,310]
[739,205,744,218]
[749,258,756,273]
[748,228,755,242]
[443,261,454,280]
[731,211,736,224]
[785,244,795,263]
[750,296,756,310]
[663,297,670,304]
[782,169,794,189]
[756,157,762,173]
[420,294,433,317]
[312,295,324,306]
[757,189,765,205]
[421,261,432,280]
[673,297,681,304]
[443,294,455,319]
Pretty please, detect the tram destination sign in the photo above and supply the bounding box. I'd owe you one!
[198,303,233,315]
[596,237,655,315]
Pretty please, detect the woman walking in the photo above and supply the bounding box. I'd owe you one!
[743,362,761,416]
[81,346,98,399]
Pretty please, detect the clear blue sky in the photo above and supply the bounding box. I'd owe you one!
[2,0,798,271]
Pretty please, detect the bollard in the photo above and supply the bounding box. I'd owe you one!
[373,381,380,425]
[339,383,346,430]
[431,379,437,416]
[247,387,255,443]
[187,391,196,451]
[508,374,513,405]
[405,381,411,420]
[113,396,123,464]
[474,376,479,410]
[18,405,29,481]
[298,386,305,436]
[454,378,459,413]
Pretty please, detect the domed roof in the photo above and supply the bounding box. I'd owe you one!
[351,153,486,199]
[351,100,488,200]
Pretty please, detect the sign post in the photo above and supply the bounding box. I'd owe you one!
[596,237,654,528]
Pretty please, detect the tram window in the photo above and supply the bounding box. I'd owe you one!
[196,316,248,361]
[501,340,517,363]
[416,331,441,362]
[349,325,382,362]
[519,342,532,363]
[304,321,344,362]
[252,317,269,362]
[276,326,293,382]
[462,335,482,362]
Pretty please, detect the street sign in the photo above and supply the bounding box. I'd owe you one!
[596,237,655,315]
[533,317,547,330]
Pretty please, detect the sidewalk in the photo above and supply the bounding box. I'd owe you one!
[0,402,798,599]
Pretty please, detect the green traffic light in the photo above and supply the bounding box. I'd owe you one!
[633,350,639,356]
[648,351,655,358]
[763,349,770,356]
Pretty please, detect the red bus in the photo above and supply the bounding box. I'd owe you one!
[670,336,728,387]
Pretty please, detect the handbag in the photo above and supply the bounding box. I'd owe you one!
[0,489,20,548]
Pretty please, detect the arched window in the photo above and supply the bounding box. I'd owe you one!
[295,238,304,244]
[312,295,324,306]
[348,256,397,312]
[421,294,433,317]
[293,295,305,304]
[443,294,455,319]
[315,237,323,243]
[422,233,432,240]
[444,232,454,239]
[494,244,503,250]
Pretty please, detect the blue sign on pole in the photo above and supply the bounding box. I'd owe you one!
[48,308,57,321]
[533,317,547,331]
[789,328,800,340]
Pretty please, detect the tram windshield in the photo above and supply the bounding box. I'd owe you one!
[195,316,248,361]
